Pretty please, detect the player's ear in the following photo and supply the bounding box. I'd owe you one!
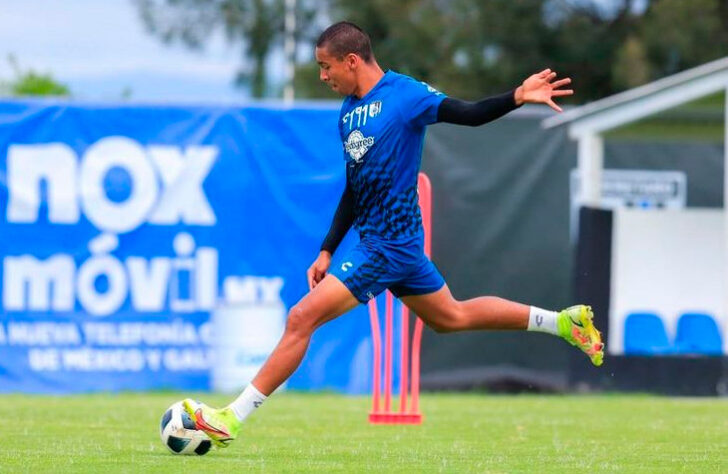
[344,53,359,70]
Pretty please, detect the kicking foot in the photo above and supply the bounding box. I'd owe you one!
[182,399,241,447]
[558,305,604,366]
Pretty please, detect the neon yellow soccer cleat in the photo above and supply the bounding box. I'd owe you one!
[182,399,241,448]
[558,305,604,366]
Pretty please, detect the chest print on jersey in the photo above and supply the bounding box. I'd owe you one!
[344,130,375,163]
[342,100,384,130]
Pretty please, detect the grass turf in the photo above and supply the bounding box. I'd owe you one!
[1,392,727,472]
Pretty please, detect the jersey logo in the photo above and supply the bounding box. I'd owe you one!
[344,130,375,163]
[369,101,382,117]
[341,262,353,272]
[421,81,442,95]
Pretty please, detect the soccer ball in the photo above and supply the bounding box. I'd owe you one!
[159,401,213,455]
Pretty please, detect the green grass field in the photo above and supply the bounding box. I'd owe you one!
[1,392,727,473]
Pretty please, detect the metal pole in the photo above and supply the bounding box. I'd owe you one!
[724,86,728,352]
[577,132,604,208]
[283,0,296,104]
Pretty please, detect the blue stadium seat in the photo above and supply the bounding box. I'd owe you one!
[674,313,723,355]
[624,312,673,355]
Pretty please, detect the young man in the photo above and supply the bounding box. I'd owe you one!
[184,21,603,446]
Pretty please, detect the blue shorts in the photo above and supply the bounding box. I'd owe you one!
[330,234,445,303]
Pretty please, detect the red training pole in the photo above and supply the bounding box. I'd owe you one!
[368,299,382,414]
[369,172,431,424]
[383,291,394,413]
[411,172,432,416]
[400,304,410,413]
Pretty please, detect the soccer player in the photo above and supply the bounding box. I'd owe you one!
[184,21,603,446]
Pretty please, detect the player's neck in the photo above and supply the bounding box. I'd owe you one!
[353,62,385,99]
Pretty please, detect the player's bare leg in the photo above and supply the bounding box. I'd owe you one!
[251,274,359,394]
[400,285,530,332]
[400,284,603,365]
[184,274,358,446]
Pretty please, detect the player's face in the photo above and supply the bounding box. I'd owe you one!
[315,46,357,96]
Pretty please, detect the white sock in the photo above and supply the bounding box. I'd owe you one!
[527,306,559,335]
[228,384,267,422]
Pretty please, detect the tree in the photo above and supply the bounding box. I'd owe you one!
[296,0,485,99]
[1,55,70,97]
[612,36,650,90]
[299,0,637,101]
[135,0,728,102]
[640,0,728,79]
[135,0,320,98]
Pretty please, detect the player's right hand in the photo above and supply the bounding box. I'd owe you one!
[307,251,332,290]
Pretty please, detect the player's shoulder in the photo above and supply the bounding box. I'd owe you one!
[388,70,443,96]
[387,70,418,86]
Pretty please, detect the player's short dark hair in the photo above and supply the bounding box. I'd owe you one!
[316,21,374,63]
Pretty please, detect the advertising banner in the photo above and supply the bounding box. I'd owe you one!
[0,100,372,393]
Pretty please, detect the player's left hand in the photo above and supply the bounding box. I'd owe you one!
[514,69,573,112]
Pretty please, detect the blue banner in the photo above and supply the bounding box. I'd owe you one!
[0,99,374,393]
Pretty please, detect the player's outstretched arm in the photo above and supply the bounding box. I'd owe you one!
[436,68,573,126]
[436,92,520,126]
[308,180,355,289]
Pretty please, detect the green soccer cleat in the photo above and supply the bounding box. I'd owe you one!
[182,399,241,448]
[558,305,604,366]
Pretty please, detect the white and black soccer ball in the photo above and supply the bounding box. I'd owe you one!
[160,401,213,455]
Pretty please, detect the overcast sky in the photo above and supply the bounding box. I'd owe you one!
[0,0,254,102]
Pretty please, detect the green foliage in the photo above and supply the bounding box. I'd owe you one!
[346,0,727,101]
[9,72,71,97]
[293,62,339,99]
[641,0,728,78]
[612,36,651,90]
[1,392,727,472]
[2,56,70,97]
[134,1,728,101]
[135,0,320,98]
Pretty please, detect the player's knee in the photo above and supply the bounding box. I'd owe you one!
[285,304,316,337]
[428,303,467,333]
[429,321,453,334]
